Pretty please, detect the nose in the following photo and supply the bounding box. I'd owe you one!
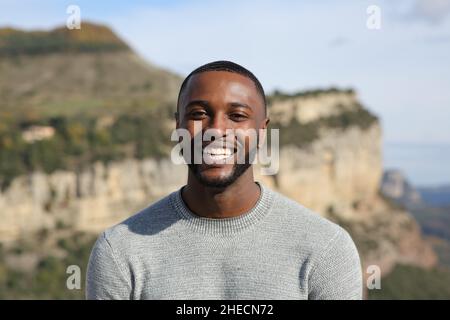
[206,112,227,139]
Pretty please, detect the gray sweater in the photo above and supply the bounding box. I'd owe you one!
[86,182,363,300]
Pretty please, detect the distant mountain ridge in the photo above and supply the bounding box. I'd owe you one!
[381,169,424,210]
[0,22,129,56]
[0,22,182,118]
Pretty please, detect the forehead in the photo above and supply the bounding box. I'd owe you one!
[179,71,263,110]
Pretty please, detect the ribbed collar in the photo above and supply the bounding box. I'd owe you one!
[170,181,275,236]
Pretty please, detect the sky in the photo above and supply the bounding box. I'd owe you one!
[1,0,450,185]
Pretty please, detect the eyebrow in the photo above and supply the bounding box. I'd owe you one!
[183,100,253,112]
[183,99,210,111]
[228,102,252,110]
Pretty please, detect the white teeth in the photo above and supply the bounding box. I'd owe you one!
[207,154,230,160]
[202,147,235,163]
[204,148,232,156]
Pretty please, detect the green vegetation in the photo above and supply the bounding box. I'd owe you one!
[369,265,450,299]
[0,107,174,190]
[267,88,377,148]
[322,104,378,130]
[266,87,355,104]
[269,103,378,148]
[0,23,129,56]
[431,238,450,268]
[409,205,450,268]
[0,24,178,189]
[0,231,97,299]
[270,118,320,148]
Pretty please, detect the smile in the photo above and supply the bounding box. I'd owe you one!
[202,146,236,163]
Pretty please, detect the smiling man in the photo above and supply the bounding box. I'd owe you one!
[86,60,363,300]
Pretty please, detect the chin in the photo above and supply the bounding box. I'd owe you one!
[189,163,251,189]
[197,171,235,188]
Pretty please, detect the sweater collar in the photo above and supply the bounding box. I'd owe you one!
[170,181,275,236]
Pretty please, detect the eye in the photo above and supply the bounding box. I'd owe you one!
[230,113,248,121]
[189,111,207,119]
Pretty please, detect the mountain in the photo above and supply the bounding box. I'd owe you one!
[381,169,424,210]
[0,23,440,298]
[0,22,129,56]
[0,22,182,119]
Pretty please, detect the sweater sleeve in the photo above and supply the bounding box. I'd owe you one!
[86,231,132,300]
[308,228,363,300]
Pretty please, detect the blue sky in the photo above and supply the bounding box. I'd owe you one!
[1,0,450,184]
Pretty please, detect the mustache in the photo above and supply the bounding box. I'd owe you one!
[201,140,238,151]
[195,136,246,151]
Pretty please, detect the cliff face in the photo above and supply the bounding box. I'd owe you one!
[0,89,436,276]
[0,158,186,240]
[268,89,359,125]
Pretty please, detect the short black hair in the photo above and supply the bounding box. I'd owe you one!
[176,60,267,115]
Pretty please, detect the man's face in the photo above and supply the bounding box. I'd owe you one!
[176,71,268,188]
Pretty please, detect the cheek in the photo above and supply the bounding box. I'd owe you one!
[235,126,260,151]
[183,121,204,139]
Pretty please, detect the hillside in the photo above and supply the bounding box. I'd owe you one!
[0,22,182,118]
[0,23,182,190]
[0,22,129,56]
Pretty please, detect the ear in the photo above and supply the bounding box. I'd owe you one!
[174,112,179,129]
[263,117,270,129]
[258,117,270,148]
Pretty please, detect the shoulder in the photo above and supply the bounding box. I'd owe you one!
[100,190,180,251]
[266,187,355,252]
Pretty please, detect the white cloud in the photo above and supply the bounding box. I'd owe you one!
[412,0,450,24]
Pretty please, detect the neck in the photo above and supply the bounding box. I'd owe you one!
[182,167,260,219]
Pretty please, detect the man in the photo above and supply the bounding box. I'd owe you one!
[86,60,363,300]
